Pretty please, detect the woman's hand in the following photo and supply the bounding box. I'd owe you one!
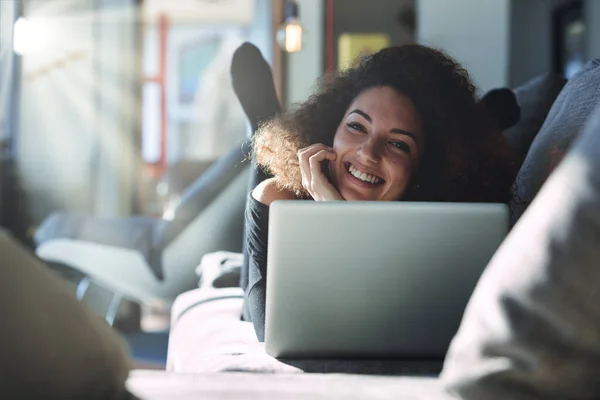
[298,143,344,201]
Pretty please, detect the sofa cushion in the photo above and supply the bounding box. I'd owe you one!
[167,288,444,376]
[441,105,600,399]
[127,370,448,400]
[0,230,131,399]
[480,87,521,131]
[510,60,600,224]
[503,73,566,167]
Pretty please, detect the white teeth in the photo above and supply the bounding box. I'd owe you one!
[348,164,381,184]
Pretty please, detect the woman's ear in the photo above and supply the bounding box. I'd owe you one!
[479,88,521,131]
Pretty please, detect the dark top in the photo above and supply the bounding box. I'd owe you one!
[244,192,271,341]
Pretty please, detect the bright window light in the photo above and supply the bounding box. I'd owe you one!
[13,17,33,56]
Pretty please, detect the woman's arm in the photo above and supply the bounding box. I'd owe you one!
[252,177,296,205]
[245,178,295,341]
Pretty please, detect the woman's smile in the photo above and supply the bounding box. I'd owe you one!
[343,161,385,187]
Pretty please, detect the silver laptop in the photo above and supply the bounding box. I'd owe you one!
[264,201,509,359]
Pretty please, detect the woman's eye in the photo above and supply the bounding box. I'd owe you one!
[347,122,366,133]
[390,141,411,153]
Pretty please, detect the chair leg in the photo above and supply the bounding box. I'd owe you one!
[106,291,123,327]
[48,263,135,329]
[113,300,142,333]
[75,276,126,328]
[75,276,91,301]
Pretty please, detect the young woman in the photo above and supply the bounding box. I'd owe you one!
[245,44,516,341]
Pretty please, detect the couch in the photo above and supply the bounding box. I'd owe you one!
[160,60,600,398]
[2,60,600,399]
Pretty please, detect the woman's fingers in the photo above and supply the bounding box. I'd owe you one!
[298,143,332,161]
[298,143,333,190]
[308,149,336,181]
[297,143,343,200]
[298,150,313,190]
[308,150,339,201]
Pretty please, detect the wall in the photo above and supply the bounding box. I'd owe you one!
[286,0,600,108]
[18,0,96,222]
[143,0,273,163]
[285,0,414,107]
[586,0,600,59]
[17,0,138,222]
[286,0,324,107]
[509,0,573,87]
[419,0,596,90]
[93,0,139,217]
[0,1,18,144]
[333,0,414,67]
[417,0,511,93]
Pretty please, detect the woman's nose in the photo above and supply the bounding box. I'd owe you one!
[358,137,382,164]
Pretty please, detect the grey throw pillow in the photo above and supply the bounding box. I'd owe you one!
[510,60,600,225]
[0,231,131,399]
[503,73,566,167]
[441,106,600,399]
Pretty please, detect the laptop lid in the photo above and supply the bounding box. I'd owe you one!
[264,201,509,359]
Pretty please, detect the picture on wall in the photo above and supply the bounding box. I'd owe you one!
[337,33,390,71]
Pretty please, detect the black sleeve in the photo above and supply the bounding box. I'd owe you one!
[243,193,270,341]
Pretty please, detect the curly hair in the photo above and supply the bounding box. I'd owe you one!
[253,44,516,203]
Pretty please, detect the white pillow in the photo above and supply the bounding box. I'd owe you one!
[0,230,131,399]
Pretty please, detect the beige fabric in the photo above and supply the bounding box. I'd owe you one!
[166,287,302,373]
[167,288,444,375]
[128,370,447,400]
[0,230,131,399]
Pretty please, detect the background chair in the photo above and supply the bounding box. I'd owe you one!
[35,137,250,306]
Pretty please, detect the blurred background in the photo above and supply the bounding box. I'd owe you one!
[0,0,597,367]
[0,0,595,237]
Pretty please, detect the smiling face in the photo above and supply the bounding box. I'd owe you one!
[329,86,424,201]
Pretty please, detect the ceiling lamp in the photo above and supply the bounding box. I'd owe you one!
[277,0,303,53]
